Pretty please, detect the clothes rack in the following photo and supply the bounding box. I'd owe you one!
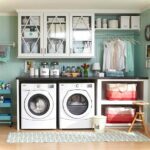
[96,34,141,45]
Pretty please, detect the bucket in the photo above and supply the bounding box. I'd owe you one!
[93,115,106,133]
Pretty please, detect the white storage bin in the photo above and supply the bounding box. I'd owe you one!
[120,16,130,29]
[73,17,89,29]
[24,31,38,38]
[93,115,106,133]
[108,20,118,28]
[131,16,140,29]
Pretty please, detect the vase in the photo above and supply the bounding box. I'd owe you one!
[84,69,88,77]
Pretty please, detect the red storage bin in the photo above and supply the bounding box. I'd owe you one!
[106,83,137,100]
[105,107,135,123]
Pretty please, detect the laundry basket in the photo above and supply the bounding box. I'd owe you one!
[93,115,106,133]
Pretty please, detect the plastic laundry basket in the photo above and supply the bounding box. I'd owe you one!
[93,115,106,133]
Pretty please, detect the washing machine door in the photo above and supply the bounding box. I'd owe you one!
[24,91,54,119]
[63,89,92,119]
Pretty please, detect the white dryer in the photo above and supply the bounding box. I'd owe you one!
[59,83,95,129]
[21,83,56,129]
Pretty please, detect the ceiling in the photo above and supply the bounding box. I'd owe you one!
[0,0,150,14]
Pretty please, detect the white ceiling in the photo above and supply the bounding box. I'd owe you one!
[0,0,150,14]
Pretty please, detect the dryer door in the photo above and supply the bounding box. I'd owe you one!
[63,89,92,119]
[24,91,54,119]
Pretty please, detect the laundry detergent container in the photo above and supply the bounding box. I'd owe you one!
[106,83,137,100]
[105,107,135,123]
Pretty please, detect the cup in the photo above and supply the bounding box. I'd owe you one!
[35,68,39,76]
[30,68,35,76]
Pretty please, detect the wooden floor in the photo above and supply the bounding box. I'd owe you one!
[1,125,150,150]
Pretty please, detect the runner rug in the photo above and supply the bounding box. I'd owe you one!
[7,130,150,143]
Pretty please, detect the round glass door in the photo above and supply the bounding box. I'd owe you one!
[27,94,50,116]
[66,94,89,115]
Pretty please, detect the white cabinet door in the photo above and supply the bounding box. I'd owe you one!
[43,13,69,58]
[70,13,95,58]
[18,12,44,58]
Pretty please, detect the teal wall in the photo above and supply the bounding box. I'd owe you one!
[140,9,150,124]
[134,10,149,76]
[0,12,150,119]
[0,16,23,116]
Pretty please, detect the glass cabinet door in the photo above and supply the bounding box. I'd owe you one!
[70,14,94,57]
[18,13,43,57]
[44,13,69,56]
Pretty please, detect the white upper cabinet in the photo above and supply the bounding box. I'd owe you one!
[70,13,95,58]
[18,12,44,58]
[17,10,95,58]
[43,13,70,58]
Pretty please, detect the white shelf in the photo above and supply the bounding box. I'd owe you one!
[95,28,140,31]
[106,123,141,127]
[21,25,40,27]
[47,21,66,24]
[96,79,149,128]
[101,100,143,105]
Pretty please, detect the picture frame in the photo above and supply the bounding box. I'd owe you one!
[146,44,150,59]
[145,59,150,68]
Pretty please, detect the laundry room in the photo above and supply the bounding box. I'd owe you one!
[0,0,150,150]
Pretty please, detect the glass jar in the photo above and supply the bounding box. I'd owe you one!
[40,62,49,77]
[51,62,59,69]
[50,62,60,77]
[41,62,49,68]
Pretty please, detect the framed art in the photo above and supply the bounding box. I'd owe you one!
[146,44,150,58]
[145,25,150,41]
[146,59,150,68]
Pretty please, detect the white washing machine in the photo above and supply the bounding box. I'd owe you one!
[59,83,95,129]
[21,83,56,129]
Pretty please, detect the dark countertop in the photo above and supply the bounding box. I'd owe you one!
[16,75,148,82]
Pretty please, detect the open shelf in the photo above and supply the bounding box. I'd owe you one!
[0,114,12,121]
[101,100,143,105]
[97,78,148,127]
[0,89,11,94]
[0,98,11,107]
[95,28,140,31]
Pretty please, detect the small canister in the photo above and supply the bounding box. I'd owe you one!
[96,18,102,28]
[102,19,107,28]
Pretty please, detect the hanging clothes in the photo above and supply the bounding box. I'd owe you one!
[125,41,134,73]
[102,39,134,73]
[103,41,112,71]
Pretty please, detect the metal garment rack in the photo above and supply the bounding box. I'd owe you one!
[95,32,141,45]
